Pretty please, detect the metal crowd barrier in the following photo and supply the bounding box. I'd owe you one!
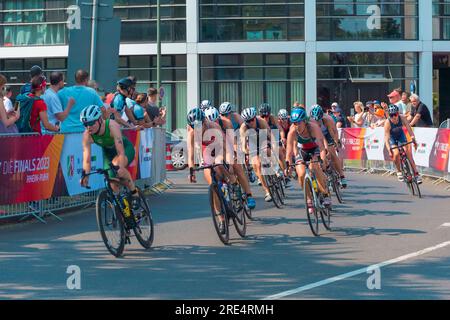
[0,128,168,223]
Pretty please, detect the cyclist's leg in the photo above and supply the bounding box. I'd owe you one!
[233,163,252,194]
[278,143,287,173]
[251,155,270,196]
[392,148,401,172]
[328,144,343,177]
[405,143,418,174]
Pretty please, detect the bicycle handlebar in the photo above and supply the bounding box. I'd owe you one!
[390,140,415,151]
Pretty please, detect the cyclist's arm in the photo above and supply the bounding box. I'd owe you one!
[109,120,127,158]
[187,126,195,170]
[221,119,235,164]
[272,115,286,141]
[125,106,138,126]
[401,115,415,141]
[384,120,392,152]
[286,125,296,166]
[239,124,249,154]
[82,131,93,175]
[310,122,326,160]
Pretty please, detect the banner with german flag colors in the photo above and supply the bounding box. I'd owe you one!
[0,135,64,205]
[340,128,367,160]
[412,128,438,168]
[123,129,140,181]
[429,128,450,172]
[363,128,386,160]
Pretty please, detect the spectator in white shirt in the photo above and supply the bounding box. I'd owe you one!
[3,86,14,112]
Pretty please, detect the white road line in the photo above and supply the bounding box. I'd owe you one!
[440,223,450,228]
[264,241,450,300]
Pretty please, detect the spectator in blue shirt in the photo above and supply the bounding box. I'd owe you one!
[42,72,75,134]
[58,70,103,133]
[20,65,44,95]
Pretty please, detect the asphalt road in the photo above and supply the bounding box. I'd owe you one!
[0,171,449,299]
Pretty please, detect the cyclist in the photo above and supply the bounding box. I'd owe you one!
[187,107,238,234]
[286,108,332,211]
[204,106,256,209]
[239,107,274,202]
[109,78,137,128]
[79,105,140,215]
[384,104,422,184]
[218,102,242,131]
[258,103,288,177]
[310,105,347,188]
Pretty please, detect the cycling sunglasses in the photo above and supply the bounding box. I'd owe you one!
[389,113,399,118]
[83,119,98,127]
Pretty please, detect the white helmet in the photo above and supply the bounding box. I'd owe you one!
[204,106,219,122]
[219,102,233,115]
[80,105,102,124]
[241,107,257,122]
[200,100,212,110]
[278,109,289,120]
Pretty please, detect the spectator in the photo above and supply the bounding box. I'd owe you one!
[331,103,346,128]
[133,93,154,128]
[20,65,44,95]
[42,72,75,133]
[146,87,166,127]
[387,88,407,115]
[128,76,138,100]
[110,77,136,127]
[402,91,412,119]
[409,94,433,127]
[347,101,365,127]
[0,74,20,134]
[3,86,14,112]
[29,76,59,134]
[87,80,99,92]
[370,101,387,128]
[57,69,103,133]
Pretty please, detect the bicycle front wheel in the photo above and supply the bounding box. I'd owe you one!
[133,189,155,249]
[231,190,247,238]
[96,190,126,258]
[332,171,344,204]
[209,184,230,245]
[401,158,414,196]
[265,175,283,209]
[304,177,319,236]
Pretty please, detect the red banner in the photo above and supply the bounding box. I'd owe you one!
[123,130,140,181]
[429,129,450,172]
[0,135,64,205]
[340,128,367,160]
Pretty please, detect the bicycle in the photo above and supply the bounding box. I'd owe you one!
[290,159,331,236]
[326,163,344,204]
[191,164,247,245]
[391,141,421,198]
[83,164,154,257]
[261,163,285,209]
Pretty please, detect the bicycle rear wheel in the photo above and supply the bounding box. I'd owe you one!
[304,177,319,236]
[332,171,344,204]
[320,206,331,231]
[401,158,414,196]
[96,190,126,257]
[133,189,155,249]
[265,175,283,209]
[209,184,230,245]
[230,185,247,238]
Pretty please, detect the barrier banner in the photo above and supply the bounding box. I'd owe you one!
[139,129,153,179]
[412,128,438,168]
[363,128,386,161]
[429,129,450,172]
[123,130,140,181]
[60,133,105,196]
[340,128,367,160]
[0,135,64,205]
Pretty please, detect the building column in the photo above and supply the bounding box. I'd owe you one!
[418,0,434,119]
[304,0,317,110]
[186,0,199,110]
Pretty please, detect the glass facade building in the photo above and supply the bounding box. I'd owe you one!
[0,0,448,129]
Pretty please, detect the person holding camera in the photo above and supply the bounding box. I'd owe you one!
[347,101,366,128]
[0,74,20,134]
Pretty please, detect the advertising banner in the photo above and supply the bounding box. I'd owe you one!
[0,135,64,205]
[412,128,438,168]
[363,127,386,161]
[139,129,153,179]
[60,133,105,196]
[429,129,450,172]
[340,128,367,160]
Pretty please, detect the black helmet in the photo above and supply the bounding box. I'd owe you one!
[117,77,133,90]
[259,103,271,116]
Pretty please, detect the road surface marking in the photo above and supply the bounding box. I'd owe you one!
[264,241,450,300]
[440,223,450,228]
